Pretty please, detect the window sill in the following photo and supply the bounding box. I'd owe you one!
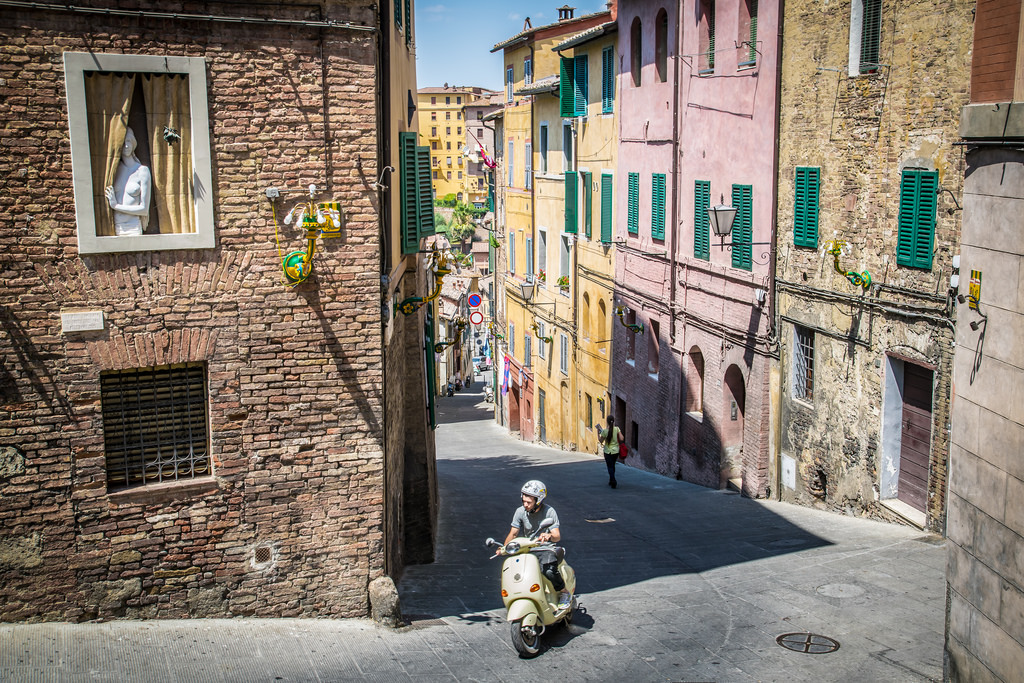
[792,395,813,410]
[685,410,704,424]
[107,476,220,506]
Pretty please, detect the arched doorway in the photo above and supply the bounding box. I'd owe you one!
[722,364,746,490]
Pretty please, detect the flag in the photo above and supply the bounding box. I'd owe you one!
[501,355,510,396]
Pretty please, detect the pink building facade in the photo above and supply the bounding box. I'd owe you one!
[613,0,778,496]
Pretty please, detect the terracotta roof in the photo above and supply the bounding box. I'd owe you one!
[552,20,618,52]
[491,10,610,53]
[515,74,560,95]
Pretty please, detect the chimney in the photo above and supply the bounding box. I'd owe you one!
[558,5,575,21]
[523,17,532,30]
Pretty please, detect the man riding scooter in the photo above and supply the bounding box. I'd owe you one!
[501,480,572,610]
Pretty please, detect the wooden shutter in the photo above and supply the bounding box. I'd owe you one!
[627,172,639,235]
[582,171,593,238]
[860,0,882,73]
[560,58,575,117]
[394,0,402,28]
[652,173,666,239]
[731,184,752,270]
[416,145,435,237]
[694,180,710,260]
[574,55,588,116]
[399,132,419,254]
[602,46,614,113]
[708,0,716,69]
[748,0,758,63]
[405,0,412,44]
[600,173,613,243]
[564,171,578,233]
[897,169,936,270]
[793,167,819,248]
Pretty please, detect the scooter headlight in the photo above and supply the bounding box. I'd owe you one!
[505,542,520,554]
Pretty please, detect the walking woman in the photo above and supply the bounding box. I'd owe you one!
[596,415,624,488]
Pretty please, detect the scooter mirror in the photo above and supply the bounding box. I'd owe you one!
[485,538,497,548]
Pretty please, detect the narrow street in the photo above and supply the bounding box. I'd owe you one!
[0,378,946,682]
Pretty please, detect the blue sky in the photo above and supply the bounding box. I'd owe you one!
[415,1,611,91]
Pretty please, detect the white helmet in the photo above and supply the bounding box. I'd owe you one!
[521,480,547,504]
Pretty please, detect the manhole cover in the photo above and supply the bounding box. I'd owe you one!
[776,632,840,654]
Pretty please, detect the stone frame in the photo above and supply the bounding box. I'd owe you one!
[64,52,215,254]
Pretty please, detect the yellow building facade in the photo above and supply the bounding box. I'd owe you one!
[416,87,497,204]
[492,7,613,447]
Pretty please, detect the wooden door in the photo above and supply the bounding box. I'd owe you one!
[898,363,932,512]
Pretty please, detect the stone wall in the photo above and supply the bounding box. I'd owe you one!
[0,1,404,620]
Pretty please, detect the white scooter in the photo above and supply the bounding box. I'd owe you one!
[485,519,576,658]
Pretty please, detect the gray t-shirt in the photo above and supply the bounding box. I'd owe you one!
[510,503,560,538]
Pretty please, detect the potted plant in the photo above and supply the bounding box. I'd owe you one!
[556,275,570,291]
[538,269,546,282]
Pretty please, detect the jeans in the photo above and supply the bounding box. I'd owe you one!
[603,451,618,485]
[535,549,566,591]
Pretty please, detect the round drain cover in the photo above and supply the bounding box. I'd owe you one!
[776,632,840,654]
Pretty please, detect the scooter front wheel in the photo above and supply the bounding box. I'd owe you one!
[510,620,541,658]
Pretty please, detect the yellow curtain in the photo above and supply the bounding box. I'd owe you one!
[85,73,135,237]
[142,74,194,234]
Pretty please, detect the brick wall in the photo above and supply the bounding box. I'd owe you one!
[0,2,412,620]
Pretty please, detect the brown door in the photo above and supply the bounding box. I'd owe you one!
[898,363,932,512]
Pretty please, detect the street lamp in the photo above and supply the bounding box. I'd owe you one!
[708,195,738,237]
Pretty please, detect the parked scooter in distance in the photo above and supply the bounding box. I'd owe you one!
[484,386,494,403]
[446,382,454,397]
[485,519,576,658]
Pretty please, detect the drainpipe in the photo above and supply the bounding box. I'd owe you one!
[769,0,786,501]
[668,0,683,347]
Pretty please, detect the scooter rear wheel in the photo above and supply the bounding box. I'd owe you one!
[510,621,541,658]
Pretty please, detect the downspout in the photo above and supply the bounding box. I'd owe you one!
[668,0,683,347]
[769,0,786,501]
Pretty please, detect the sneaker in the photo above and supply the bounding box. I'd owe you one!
[557,591,572,610]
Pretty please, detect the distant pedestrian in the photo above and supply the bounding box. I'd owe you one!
[596,415,624,488]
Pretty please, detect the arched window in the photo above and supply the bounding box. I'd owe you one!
[631,17,643,86]
[698,0,716,75]
[685,347,705,413]
[582,292,592,340]
[598,299,607,346]
[655,9,669,82]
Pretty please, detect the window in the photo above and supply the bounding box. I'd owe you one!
[457,95,462,104]
[731,184,752,270]
[630,421,639,449]
[64,53,215,254]
[506,66,514,102]
[524,57,533,85]
[582,171,593,239]
[560,235,570,281]
[431,111,437,120]
[101,362,210,491]
[446,171,451,180]
[598,299,607,345]
[399,132,436,254]
[446,111,451,120]
[446,156,452,166]
[446,141,451,150]
[793,325,814,401]
[627,172,640,235]
[431,96,436,105]
[526,236,534,277]
[685,347,705,413]
[652,173,666,240]
[582,292,591,339]
[458,171,462,179]
[404,0,413,45]
[794,167,820,248]
[648,319,660,375]
[626,309,636,361]
[739,0,758,67]
[457,112,462,120]
[560,334,569,375]
[563,122,574,171]
[600,173,613,243]
[538,322,547,359]
[431,141,438,150]
[432,170,438,179]
[694,180,711,259]
[477,110,483,119]
[631,17,642,86]
[509,232,516,273]
[602,46,615,113]
[539,123,549,173]
[525,142,533,190]
[507,140,514,186]
[559,56,588,117]
[445,96,450,105]
[656,9,669,82]
[699,0,716,74]
[538,228,548,275]
[432,156,438,167]
[446,126,451,134]
[394,0,402,29]
[897,169,937,270]
[586,393,593,428]
[850,0,882,75]
[524,334,532,367]
[510,322,516,356]
[564,172,578,233]
[457,127,462,135]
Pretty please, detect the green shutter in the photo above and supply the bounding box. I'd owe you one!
[416,145,435,237]
[694,180,710,260]
[602,46,614,113]
[399,132,419,254]
[731,184,752,271]
[793,167,819,248]
[574,55,588,116]
[405,0,412,45]
[708,1,716,69]
[627,172,639,235]
[560,58,575,117]
[565,171,578,233]
[861,0,881,73]
[897,169,936,270]
[652,173,666,239]
[748,0,758,63]
[600,173,613,243]
[395,0,402,28]
[582,171,593,238]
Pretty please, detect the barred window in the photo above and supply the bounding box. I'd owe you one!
[793,326,814,402]
[101,362,210,491]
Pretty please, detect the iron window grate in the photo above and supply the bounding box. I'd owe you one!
[101,362,210,491]
[793,326,814,401]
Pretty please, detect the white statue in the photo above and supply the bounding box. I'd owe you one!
[104,127,151,236]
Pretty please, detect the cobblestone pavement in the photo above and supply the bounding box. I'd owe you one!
[1,381,947,681]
